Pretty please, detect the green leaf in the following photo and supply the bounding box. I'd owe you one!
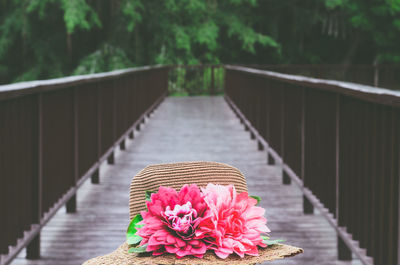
[127,234,142,245]
[145,190,155,201]
[261,235,270,240]
[250,195,261,205]
[263,239,286,246]
[126,214,143,245]
[127,214,143,234]
[128,244,148,253]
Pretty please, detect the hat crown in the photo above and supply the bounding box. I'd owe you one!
[129,161,248,219]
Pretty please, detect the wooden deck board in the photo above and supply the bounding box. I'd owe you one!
[11,96,362,265]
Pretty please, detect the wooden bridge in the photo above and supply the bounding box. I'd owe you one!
[1,65,399,265]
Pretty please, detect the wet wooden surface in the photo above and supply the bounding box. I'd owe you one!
[11,96,362,265]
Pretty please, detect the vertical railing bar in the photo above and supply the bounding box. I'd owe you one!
[387,106,395,264]
[301,88,305,181]
[66,87,78,213]
[97,83,102,161]
[74,87,79,186]
[38,94,43,227]
[210,65,215,95]
[107,81,116,165]
[398,108,400,265]
[91,82,101,184]
[302,88,313,214]
[26,93,44,259]
[282,84,291,185]
[113,80,117,143]
[335,94,340,220]
[335,93,352,260]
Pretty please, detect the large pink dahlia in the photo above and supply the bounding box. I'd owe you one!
[196,184,270,259]
[136,184,208,258]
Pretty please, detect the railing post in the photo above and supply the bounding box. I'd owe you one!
[302,88,314,214]
[27,94,43,259]
[282,171,291,185]
[26,234,40,260]
[258,141,264,151]
[107,152,115,165]
[338,236,352,260]
[282,85,290,185]
[335,94,340,221]
[129,131,134,139]
[108,82,117,165]
[266,84,273,165]
[397,134,400,264]
[66,196,77,213]
[91,169,99,184]
[303,195,314,214]
[120,139,126,150]
[397,109,400,265]
[94,83,101,184]
[267,152,275,165]
[250,131,255,139]
[210,65,215,95]
[335,94,351,260]
[67,87,78,213]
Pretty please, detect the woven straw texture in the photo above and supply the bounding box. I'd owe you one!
[83,162,303,264]
[129,161,248,219]
[83,242,303,265]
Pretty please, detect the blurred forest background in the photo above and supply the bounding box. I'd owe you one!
[1,0,400,85]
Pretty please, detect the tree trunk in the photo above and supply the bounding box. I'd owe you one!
[341,31,361,65]
[340,31,361,78]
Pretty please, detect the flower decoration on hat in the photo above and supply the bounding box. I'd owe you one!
[126,183,284,259]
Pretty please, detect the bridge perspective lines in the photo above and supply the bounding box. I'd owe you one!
[11,96,361,265]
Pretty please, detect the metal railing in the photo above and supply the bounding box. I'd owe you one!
[0,65,169,265]
[225,65,400,265]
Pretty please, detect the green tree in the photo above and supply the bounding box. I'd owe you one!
[1,0,399,84]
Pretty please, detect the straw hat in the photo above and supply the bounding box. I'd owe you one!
[83,161,303,265]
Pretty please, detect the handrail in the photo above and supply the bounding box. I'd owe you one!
[225,65,400,106]
[0,65,169,265]
[0,65,167,101]
[236,64,400,91]
[225,65,399,265]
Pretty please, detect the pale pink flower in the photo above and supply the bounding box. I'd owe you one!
[196,184,270,259]
[137,185,208,258]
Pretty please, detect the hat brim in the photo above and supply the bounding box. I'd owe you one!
[83,243,303,265]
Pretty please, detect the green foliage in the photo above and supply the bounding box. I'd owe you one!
[168,66,225,96]
[73,44,133,75]
[250,195,261,205]
[261,235,285,246]
[128,244,148,253]
[61,0,101,33]
[1,0,400,85]
[0,4,25,59]
[145,190,155,201]
[224,14,279,54]
[122,0,143,32]
[126,214,144,246]
[323,0,400,62]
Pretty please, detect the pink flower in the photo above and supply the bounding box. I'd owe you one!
[196,184,270,259]
[163,201,197,236]
[137,185,208,258]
